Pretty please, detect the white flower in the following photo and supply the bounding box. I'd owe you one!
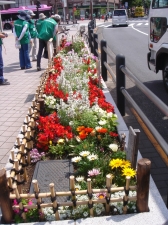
[87,154,98,161]
[71,156,82,163]
[95,126,102,131]
[109,144,118,152]
[76,176,84,182]
[96,208,102,215]
[75,184,81,191]
[98,120,107,125]
[79,151,90,157]
[83,211,89,217]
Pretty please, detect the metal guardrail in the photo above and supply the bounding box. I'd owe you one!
[87,24,168,158]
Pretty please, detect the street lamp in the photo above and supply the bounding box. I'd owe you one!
[36,0,41,18]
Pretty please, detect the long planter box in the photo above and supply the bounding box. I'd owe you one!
[1,81,168,224]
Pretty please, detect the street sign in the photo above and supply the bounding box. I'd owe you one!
[125,2,128,8]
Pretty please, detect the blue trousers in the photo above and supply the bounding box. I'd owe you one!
[0,45,4,82]
[19,43,31,69]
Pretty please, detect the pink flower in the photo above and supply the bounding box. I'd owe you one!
[96,192,106,199]
[88,168,101,177]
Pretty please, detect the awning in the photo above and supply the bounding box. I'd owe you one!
[0,1,16,4]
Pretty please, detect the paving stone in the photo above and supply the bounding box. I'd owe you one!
[30,160,73,203]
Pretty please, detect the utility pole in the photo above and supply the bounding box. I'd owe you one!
[90,0,93,20]
[107,0,109,13]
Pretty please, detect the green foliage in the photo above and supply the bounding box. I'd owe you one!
[112,151,126,160]
[48,143,69,159]
[72,40,85,55]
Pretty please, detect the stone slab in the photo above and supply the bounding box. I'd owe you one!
[29,160,73,203]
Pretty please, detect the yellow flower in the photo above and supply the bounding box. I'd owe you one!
[109,159,123,169]
[122,167,136,178]
[49,140,52,145]
[57,138,65,144]
[121,160,131,168]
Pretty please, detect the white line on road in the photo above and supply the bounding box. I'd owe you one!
[145,23,148,25]
[128,23,135,26]
[136,23,142,26]
[131,25,148,35]
[104,25,111,27]
[98,24,106,27]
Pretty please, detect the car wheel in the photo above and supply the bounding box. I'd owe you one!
[4,23,11,30]
[162,62,168,92]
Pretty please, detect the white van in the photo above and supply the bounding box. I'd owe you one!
[112,9,128,27]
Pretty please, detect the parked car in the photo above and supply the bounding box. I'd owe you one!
[112,9,128,27]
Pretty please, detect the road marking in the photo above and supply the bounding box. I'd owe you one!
[145,23,148,25]
[104,25,111,28]
[131,25,148,35]
[131,108,168,166]
[136,23,142,26]
[128,23,135,26]
[98,24,105,27]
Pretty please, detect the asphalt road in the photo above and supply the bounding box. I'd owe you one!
[97,21,168,143]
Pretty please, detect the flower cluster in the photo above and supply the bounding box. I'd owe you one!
[30,148,45,163]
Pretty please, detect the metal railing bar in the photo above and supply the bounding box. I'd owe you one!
[92,41,94,46]
[104,62,116,82]
[121,66,168,117]
[96,49,101,58]
[103,46,115,64]
[121,87,168,155]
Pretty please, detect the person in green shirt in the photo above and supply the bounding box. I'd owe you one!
[27,10,38,61]
[36,14,58,71]
[14,11,32,69]
[0,32,10,85]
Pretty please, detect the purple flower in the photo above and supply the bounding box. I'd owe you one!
[88,168,101,177]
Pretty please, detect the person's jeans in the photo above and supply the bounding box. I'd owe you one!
[37,39,47,68]
[19,43,31,69]
[0,45,4,82]
[28,38,37,60]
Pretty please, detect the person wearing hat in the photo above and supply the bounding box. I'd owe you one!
[13,11,32,69]
[36,13,46,34]
[51,14,61,55]
[36,14,58,71]
[27,10,38,61]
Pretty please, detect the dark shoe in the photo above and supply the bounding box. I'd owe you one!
[21,67,25,70]
[26,67,32,69]
[4,79,8,82]
[37,67,41,71]
[0,80,10,85]
[32,59,37,61]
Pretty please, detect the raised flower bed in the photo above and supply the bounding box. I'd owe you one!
[0,37,151,224]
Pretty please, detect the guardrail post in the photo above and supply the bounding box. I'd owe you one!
[93,33,98,57]
[116,54,125,116]
[88,25,91,49]
[136,158,151,212]
[100,40,107,81]
[90,29,94,54]
[94,19,96,28]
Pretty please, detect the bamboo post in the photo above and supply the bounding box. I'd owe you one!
[14,159,22,194]
[7,175,14,193]
[25,130,31,164]
[13,183,26,221]
[122,176,130,214]
[49,183,60,220]
[21,144,27,182]
[10,149,15,163]
[70,176,76,208]
[0,168,14,223]
[105,174,113,215]
[32,179,43,216]
[87,178,93,217]
[16,137,21,149]
[136,158,151,212]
